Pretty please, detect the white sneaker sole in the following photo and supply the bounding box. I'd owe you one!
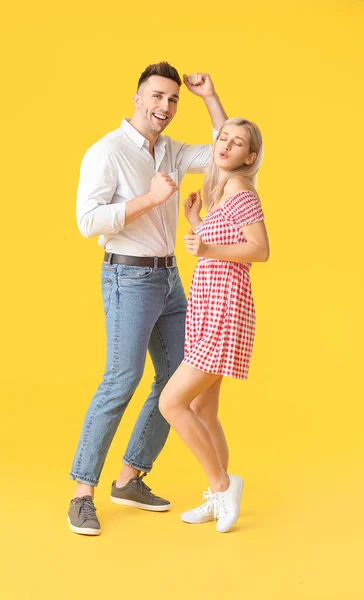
[180,515,214,524]
[216,477,244,533]
[67,516,101,536]
[110,496,171,512]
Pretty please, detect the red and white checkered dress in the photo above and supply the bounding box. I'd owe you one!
[183,190,265,380]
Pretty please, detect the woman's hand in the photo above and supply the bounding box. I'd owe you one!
[183,228,208,257]
[184,190,202,229]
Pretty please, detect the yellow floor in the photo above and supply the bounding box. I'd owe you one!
[1,382,363,600]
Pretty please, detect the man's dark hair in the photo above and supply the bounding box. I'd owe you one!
[137,62,182,90]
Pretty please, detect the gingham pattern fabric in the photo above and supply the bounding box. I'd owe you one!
[183,190,264,380]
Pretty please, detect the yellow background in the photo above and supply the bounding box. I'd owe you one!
[1,1,363,598]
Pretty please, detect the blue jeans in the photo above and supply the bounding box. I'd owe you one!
[70,262,187,486]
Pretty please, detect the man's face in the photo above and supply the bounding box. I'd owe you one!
[133,75,180,135]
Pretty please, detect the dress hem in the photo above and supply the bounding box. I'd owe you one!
[182,358,248,381]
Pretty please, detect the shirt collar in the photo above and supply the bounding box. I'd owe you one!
[121,119,166,150]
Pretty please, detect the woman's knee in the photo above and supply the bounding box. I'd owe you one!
[158,389,173,420]
[191,400,217,425]
[159,388,184,423]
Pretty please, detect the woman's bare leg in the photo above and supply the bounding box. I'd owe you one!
[190,377,229,472]
[159,363,229,493]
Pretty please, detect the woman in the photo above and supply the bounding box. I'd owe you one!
[159,118,270,533]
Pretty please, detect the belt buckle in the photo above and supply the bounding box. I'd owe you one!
[165,255,176,269]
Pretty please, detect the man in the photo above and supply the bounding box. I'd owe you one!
[68,62,227,535]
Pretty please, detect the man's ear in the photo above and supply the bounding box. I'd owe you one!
[133,92,140,109]
[245,152,257,165]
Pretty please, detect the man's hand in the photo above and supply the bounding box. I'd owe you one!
[148,173,179,206]
[183,72,227,129]
[183,73,216,98]
[183,228,208,257]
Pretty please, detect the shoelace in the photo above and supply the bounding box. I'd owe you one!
[199,488,228,520]
[75,497,97,520]
[213,492,228,520]
[196,488,215,514]
[134,472,153,495]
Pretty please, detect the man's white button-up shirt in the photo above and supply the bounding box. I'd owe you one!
[76,118,214,256]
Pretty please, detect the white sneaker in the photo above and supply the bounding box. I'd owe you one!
[181,488,215,524]
[214,474,244,533]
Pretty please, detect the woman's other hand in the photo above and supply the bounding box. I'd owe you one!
[183,228,208,257]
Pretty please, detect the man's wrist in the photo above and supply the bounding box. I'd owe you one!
[145,191,159,207]
[203,92,219,102]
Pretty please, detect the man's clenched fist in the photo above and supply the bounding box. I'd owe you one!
[183,73,215,98]
[149,173,179,205]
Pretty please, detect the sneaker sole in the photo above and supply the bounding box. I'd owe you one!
[216,478,244,533]
[180,515,214,524]
[110,496,171,511]
[67,516,101,536]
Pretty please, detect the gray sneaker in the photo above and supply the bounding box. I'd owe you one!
[67,495,101,535]
[110,473,171,512]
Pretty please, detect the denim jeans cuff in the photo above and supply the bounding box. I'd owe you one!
[122,457,152,473]
[69,472,98,486]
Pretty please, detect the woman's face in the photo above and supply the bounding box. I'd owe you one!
[214,124,256,171]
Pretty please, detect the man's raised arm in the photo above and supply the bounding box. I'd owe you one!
[183,72,228,131]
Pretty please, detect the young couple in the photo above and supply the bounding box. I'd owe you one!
[68,61,269,536]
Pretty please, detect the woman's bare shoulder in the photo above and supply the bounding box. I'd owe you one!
[223,176,256,196]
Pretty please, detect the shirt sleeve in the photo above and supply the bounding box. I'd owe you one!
[76,143,126,238]
[222,191,264,228]
[174,128,218,175]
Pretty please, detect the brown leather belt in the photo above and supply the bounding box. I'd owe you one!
[104,253,177,268]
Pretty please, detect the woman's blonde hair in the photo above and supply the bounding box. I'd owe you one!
[203,118,263,211]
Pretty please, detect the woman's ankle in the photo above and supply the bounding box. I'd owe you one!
[211,472,229,493]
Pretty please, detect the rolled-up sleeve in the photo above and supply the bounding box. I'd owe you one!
[76,143,126,239]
